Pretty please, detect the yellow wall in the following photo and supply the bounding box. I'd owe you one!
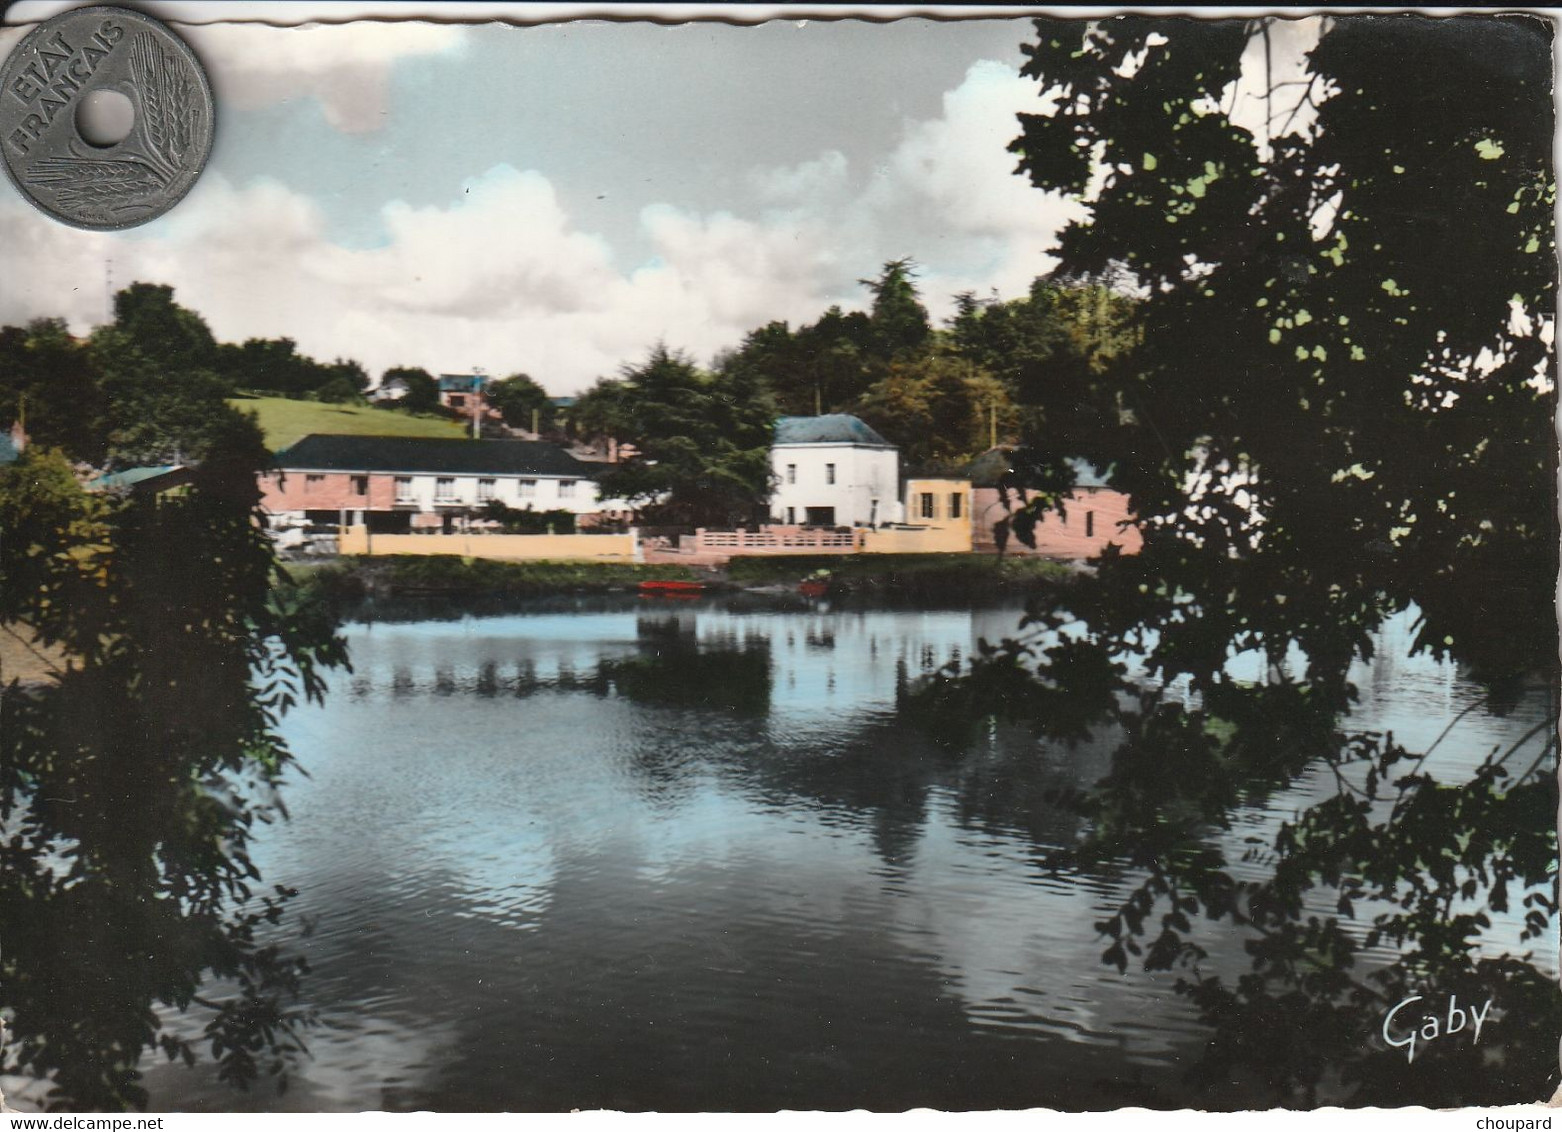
[340,526,637,562]
[859,525,967,554]
[864,478,972,553]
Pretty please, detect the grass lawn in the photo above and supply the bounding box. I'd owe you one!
[230,396,466,451]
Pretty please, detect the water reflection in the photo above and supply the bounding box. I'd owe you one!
[136,596,1552,1112]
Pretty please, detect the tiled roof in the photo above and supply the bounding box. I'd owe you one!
[277,435,595,478]
[438,374,488,393]
[88,465,195,493]
[774,414,893,448]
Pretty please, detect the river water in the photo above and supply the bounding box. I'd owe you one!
[131,595,1552,1112]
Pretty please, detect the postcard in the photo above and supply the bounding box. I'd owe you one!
[0,2,1555,1117]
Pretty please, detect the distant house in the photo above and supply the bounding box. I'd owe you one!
[260,434,605,534]
[969,449,1142,559]
[438,374,497,419]
[769,414,902,528]
[371,374,411,403]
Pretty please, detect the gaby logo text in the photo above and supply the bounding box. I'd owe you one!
[1381,993,1493,1063]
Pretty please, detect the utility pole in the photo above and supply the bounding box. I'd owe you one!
[989,402,997,450]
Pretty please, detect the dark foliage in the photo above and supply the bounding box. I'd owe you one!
[0,433,348,1109]
[573,345,775,529]
[909,14,1560,1106]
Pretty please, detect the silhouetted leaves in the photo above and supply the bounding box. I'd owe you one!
[913,15,1560,1106]
[0,432,347,1108]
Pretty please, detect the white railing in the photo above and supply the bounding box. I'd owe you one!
[692,526,860,553]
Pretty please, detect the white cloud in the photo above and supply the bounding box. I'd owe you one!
[182,22,465,133]
[0,57,1078,393]
[742,60,1085,320]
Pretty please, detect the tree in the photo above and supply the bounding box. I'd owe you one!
[947,276,1137,450]
[106,283,217,374]
[862,258,932,359]
[575,346,775,528]
[919,15,1557,1106]
[719,306,881,418]
[378,366,440,414]
[0,427,347,1109]
[318,358,369,399]
[313,374,361,404]
[487,373,556,433]
[0,319,107,463]
[89,287,258,469]
[215,338,312,397]
[852,353,1022,469]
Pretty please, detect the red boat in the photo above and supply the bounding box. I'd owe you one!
[638,579,706,597]
[798,580,829,598]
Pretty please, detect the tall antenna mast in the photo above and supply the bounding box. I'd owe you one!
[104,257,113,324]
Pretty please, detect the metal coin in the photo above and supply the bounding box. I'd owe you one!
[0,6,213,230]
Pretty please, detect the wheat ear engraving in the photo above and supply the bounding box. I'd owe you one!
[129,31,198,176]
[23,148,170,219]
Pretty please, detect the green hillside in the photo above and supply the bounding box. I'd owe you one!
[230,396,466,451]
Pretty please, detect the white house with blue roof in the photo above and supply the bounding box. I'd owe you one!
[769,414,903,528]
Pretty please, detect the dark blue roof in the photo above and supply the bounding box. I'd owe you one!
[774,414,893,448]
[438,374,488,393]
[278,434,593,478]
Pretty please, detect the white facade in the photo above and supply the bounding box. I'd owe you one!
[386,471,599,514]
[769,443,901,527]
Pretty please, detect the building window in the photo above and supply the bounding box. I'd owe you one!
[518,480,536,499]
[559,480,576,498]
[352,475,368,496]
[1085,511,1095,538]
[786,463,796,485]
[920,492,936,519]
[305,474,325,492]
[477,478,496,502]
[786,506,796,525]
[949,492,962,519]
[825,463,836,485]
[448,394,466,408]
[434,477,457,502]
[394,476,414,502]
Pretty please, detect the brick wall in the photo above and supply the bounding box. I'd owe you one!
[972,486,1142,559]
[260,471,396,515]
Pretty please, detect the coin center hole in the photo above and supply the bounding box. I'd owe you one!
[76,89,135,148]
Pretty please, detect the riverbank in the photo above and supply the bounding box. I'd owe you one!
[284,553,1075,604]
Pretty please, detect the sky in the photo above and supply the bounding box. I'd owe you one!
[0,14,1098,394]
